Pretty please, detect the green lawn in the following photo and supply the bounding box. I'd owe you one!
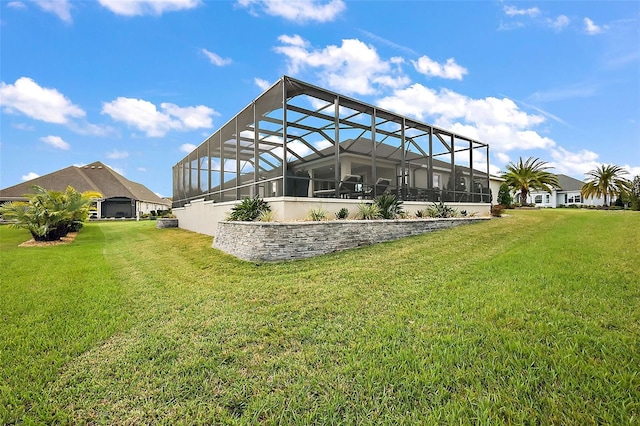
[1,209,638,424]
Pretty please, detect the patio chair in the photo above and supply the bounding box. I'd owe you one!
[314,174,362,198]
[364,177,390,198]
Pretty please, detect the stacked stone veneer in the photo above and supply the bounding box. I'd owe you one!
[156,218,178,229]
[213,217,488,262]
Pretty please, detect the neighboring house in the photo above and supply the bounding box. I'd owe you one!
[0,161,170,218]
[173,76,494,236]
[525,174,604,207]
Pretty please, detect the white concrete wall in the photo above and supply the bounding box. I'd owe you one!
[175,196,492,237]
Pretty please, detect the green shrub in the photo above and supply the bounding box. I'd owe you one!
[335,207,349,219]
[497,182,513,208]
[427,201,458,218]
[226,196,270,221]
[356,203,380,220]
[308,207,327,221]
[631,175,640,211]
[415,209,426,218]
[374,193,403,219]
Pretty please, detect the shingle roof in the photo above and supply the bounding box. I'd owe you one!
[0,161,170,205]
[556,174,585,192]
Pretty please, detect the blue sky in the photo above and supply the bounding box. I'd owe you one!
[1,0,639,197]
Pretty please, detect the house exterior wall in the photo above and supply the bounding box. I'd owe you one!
[174,197,491,237]
[527,190,605,207]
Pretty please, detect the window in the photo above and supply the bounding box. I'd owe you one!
[534,195,543,204]
[545,194,550,204]
[568,194,581,203]
[433,174,441,188]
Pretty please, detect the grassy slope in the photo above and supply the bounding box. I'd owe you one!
[1,210,638,424]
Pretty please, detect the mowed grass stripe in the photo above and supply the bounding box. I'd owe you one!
[1,210,638,424]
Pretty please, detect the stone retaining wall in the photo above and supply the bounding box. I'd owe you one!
[156,218,178,229]
[213,217,489,262]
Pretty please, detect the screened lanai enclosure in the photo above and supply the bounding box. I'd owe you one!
[173,76,491,210]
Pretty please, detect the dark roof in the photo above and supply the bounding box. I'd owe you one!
[0,161,170,205]
[556,174,585,192]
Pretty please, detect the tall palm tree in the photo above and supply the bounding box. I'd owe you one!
[581,164,631,206]
[502,157,559,206]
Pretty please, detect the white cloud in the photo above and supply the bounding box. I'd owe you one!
[377,84,553,154]
[106,149,129,159]
[103,163,125,176]
[548,15,570,31]
[584,17,607,35]
[7,1,27,9]
[549,146,600,176]
[0,77,85,124]
[528,83,598,103]
[101,97,216,137]
[98,0,201,16]
[278,34,308,47]
[201,49,232,66]
[138,167,147,172]
[21,172,40,181]
[180,143,197,153]
[12,123,35,131]
[503,5,540,17]
[254,77,271,90]
[237,0,345,23]
[275,35,409,95]
[39,135,70,150]
[33,0,72,22]
[412,55,468,80]
[623,165,640,177]
[495,152,511,164]
[359,30,418,56]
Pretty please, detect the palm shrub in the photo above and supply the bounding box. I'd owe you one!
[374,193,403,219]
[356,203,380,220]
[581,164,632,207]
[426,201,458,218]
[502,157,559,206]
[226,196,270,221]
[0,185,101,241]
[258,209,275,222]
[308,207,327,221]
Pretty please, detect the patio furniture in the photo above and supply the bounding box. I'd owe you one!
[314,174,362,198]
[363,177,391,198]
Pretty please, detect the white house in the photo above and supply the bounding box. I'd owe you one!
[525,174,605,207]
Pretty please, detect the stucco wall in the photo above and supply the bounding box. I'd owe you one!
[174,196,491,237]
[213,217,489,262]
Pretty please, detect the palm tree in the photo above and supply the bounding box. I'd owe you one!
[502,157,559,206]
[0,185,101,241]
[581,164,631,207]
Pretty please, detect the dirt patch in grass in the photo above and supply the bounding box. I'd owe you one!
[19,232,78,247]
